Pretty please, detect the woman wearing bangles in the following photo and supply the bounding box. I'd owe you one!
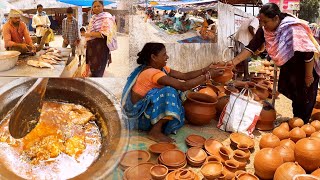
[121,43,224,142]
[228,3,320,124]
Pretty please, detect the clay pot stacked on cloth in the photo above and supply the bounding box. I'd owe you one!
[166,169,200,180]
[185,134,206,148]
[120,150,151,170]
[256,101,277,131]
[183,92,218,125]
[186,147,207,167]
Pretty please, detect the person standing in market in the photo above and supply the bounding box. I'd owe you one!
[3,9,34,53]
[32,4,51,47]
[62,7,79,57]
[228,3,320,124]
[85,0,117,77]
[233,16,260,81]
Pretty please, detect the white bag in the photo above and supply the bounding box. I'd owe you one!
[217,88,263,137]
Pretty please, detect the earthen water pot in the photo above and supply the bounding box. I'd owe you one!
[289,117,304,129]
[211,64,234,84]
[223,159,239,180]
[273,162,306,180]
[301,123,316,137]
[311,168,320,177]
[279,122,290,131]
[311,120,320,131]
[232,150,248,170]
[295,137,320,172]
[256,101,276,131]
[259,133,280,149]
[150,164,168,180]
[290,127,306,143]
[200,162,224,179]
[204,138,224,156]
[273,126,290,140]
[198,87,217,99]
[236,172,259,180]
[274,145,295,162]
[216,95,230,116]
[183,92,218,126]
[292,174,320,180]
[252,84,269,100]
[279,138,296,151]
[311,131,320,139]
[254,148,284,180]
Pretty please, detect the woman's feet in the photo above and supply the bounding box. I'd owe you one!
[147,119,175,143]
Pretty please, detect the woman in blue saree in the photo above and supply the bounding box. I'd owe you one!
[121,43,224,142]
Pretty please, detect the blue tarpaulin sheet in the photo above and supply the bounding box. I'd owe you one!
[57,0,115,6]
[154,6,177,10]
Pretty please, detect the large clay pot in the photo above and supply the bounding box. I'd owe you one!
[256,101,276,131]
[216,95,230,116]
[311,131,320,139]
[301,124,316,137]
[311,120,320,131]
[274,162,306,180]
[279,139,296,151]
[211,64,234,84]
[273,126,290,140]
[259,133,280,149]
[289,117,304,129]
[290,127,306,143]
[199,87,217,99]
[295,138,320,172]
[252,84,269,100]
[183,92,218,126]
[311,168,320,177]
[254,148,284,180]
[274,145,295,162]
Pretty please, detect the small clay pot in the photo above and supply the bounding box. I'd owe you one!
[186,134,206,148]
[311,168,320,177]
[149,143,177,154]
[301,123,316,137]
[292,174,320,180]
[274,145,295,162]
[279,138,296,151]
[256,101,276,131]
[204,138,223,156]
[289,117,304,129]
[295,137,320,172]
[273,126,290,140]
[217,146,232,164]
[259,133,281,149]
[233,150,248,170]
[205,155,222,164]
[290,127,306,143]
[279,122,290,131]
[150,164,168,180]
[274,162,306,180]
[311,120,320,131]
[216,95,230,115]
[160,149,186,167]
[236,144,251,160]
[186,147,207,164]
[200,162,224,179]
[223,159,239,180]
[230,133,255,151]
[254,148,284,180]
[211,64,234,84]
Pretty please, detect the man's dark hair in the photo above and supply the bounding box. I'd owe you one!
[66,7,73,14]
[37,4,43,9]
[80,27,86,32]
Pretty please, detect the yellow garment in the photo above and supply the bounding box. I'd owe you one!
[45,28,54,43]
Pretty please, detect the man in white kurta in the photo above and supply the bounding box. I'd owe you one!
[32,4,51,47]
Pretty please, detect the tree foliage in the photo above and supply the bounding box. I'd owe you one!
[298,0,319,23]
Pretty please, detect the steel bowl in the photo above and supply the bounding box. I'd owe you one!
[0,51,21,72]
[0,78,129,180]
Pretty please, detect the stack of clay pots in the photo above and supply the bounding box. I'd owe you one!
[158,149,187,170]
[186,147,207,167]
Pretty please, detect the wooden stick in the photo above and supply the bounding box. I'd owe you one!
[272,64,278,107]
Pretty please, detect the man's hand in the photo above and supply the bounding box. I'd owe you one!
[305,74,314,87]
[19,44,29,51]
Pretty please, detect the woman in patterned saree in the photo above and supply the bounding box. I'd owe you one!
[85,0,117,77]
[229,3,320,123]
[121,43,224,142]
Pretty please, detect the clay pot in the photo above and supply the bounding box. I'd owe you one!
[311,120,320,131]
[236,144,251,160]
[149,143,177,154]
[254,148,284,180]
[205,155,222,164]
[274,162,306,180]
[200,162,224,179]
[166,169,200,180]
[279,122,290,131]
[301,124,316,137]
[273,126,290,140]
[199,87,217,99]
[216,95,229,115]
[279,139,296,151]
[311,168,320,177]
[233,150,248,170]
[289,117,304,129]
[256,101,276,131]
[311,131,320,139]
[217,146,232,164]
[263,60,271,67]
[160,149,186,167]
[230,133,255,151]
[274,145,295,162]
[236,172,259,180]
[204,138,224,156]
[223,159,239,180]
[212,64,234,84]
[252,84,269,100]
[186,147,207,166]
[292,174,320,180]
[125,162,155,180]
[183,92,218,125]
[290,127,307,143]
[295,138,320,172]
[259,133,281,149]
[120,150,151,170]
[185,134,206,148]
[150,164,168,180]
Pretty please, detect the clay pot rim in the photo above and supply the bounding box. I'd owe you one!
[186,134,206,144]
[205,155,222,163]
[186,92,218,105]
[292,174,319,180]
[230,133,255,149]
[200,161,224,176]
[148,142,177,154]
[204,138,223,155]
[186,147,207,162]
[166,169,200,180]
[150,164,168,178]
[120,150,151,167]
[238,172,259,180]
[160,149,186,166]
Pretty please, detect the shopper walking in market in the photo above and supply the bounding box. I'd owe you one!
[85,0,117,77]
[62,7,80,57]
[228,3,320,123]
[121,43,224,143]
[32,4,51,47]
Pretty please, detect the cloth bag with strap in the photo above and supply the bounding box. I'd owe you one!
[217,88,263,137]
